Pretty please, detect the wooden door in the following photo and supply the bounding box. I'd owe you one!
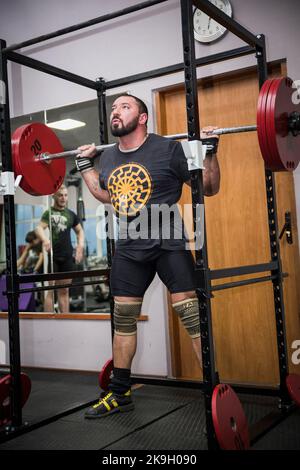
[155,63,300,385]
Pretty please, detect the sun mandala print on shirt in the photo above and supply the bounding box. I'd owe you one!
[107,163,152,216]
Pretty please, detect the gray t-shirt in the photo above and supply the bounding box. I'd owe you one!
[98,133,191,250]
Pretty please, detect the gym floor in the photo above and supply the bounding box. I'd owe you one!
[0,369,299,451]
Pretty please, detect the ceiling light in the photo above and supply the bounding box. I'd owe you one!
[47,118,86,131]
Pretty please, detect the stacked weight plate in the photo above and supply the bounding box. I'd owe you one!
[257,77,300,171]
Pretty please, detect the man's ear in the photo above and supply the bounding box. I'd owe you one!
[139,113,148,125]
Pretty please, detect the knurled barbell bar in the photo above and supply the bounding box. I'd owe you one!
[165,125,258,141]
[36,124,259,163]
[9,77,300,196]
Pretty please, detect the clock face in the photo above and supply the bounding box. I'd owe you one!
[193,0,233,43]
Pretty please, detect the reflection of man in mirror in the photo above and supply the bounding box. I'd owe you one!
[35,184,85,313]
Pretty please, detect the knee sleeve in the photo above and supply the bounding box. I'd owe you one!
[114,301,142,336]
[172,298,200,339]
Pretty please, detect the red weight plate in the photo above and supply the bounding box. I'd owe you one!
[12,125,38,195]
[0,374,10,426]
[257,78,275,169]
[286,373,300,407]
[21,373,31,408]
[11,122,66,196]
[265,78,286,171]
[0,373,31,425]
[12,124,50,196]
[263,80,281,169]
[212,383,250,450]
[98,358,114,391]
[266,77,300,171]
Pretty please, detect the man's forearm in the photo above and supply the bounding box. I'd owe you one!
[203,154,220,196]
[81,169,111,204]
[34,253,44,272]
[35,225,48,242]
[76,229,85,248]
[17,248,29,268]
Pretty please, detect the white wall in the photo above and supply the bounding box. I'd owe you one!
[0,0,299,373]
[0,275,170,374]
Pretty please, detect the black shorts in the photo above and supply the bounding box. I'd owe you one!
[48,256,75,274]
[110,247,196,297]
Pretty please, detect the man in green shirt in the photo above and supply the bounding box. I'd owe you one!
[36,184,85,313]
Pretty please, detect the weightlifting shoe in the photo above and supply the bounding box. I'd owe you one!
[84,389,134,419]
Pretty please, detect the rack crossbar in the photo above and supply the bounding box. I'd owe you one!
[6,51,96,89]
[106,46,255,89]
[3,0,168,53]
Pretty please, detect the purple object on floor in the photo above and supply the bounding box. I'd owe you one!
[0,275,36,312]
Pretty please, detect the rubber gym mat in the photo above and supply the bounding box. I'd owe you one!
[0,385,203,450]
[106,400,300,451]
[1,369,299,450]
[106,399,208,450]
[252,409,300,450]
[20,368,99,423]
[240,393,279,426]
[105,393,281,450]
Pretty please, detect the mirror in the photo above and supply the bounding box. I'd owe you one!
[0,95,122,315]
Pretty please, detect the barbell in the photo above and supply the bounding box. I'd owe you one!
[9,77,300,196]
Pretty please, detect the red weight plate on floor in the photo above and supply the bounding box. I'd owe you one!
[0,373,31,426]
[21,373,31,408]
[0,374,10,426]
[257,78,275,169]
[266,77,300,171]
[11,122,66,196]
[98,358,113,391]
[212,383,250,450]
[286,374,300,407]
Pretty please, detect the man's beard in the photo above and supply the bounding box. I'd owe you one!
[110,115,139,137]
